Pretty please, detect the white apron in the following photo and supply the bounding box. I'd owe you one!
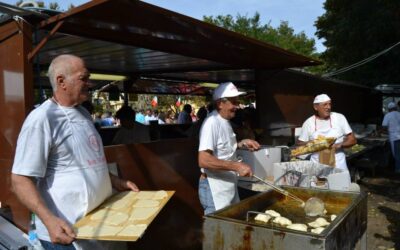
[310,116,351,187]
[205,131,239,210]
[37,102,113,250]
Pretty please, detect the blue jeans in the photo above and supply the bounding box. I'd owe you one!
[394,140,400,173]
[40,240,76,250]
[198,177,216,215]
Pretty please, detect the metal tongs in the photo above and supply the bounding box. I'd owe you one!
[253,175,326,216]
[252,175,305,207]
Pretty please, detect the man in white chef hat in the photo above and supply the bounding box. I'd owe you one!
[297,94,357,185]
[198,82,260,214]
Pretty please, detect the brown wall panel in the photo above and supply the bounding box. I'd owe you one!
[0,20,34,231]
[104,138,203,249]
[255,70,382,136]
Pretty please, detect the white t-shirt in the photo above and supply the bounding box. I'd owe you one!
[12,99,112,242]
[112,123,151,144]
[382,111,400,142]
[298,112,352,144]
[199,110,237,161]
[198,110,239,209]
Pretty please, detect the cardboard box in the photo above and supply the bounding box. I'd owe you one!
[237,147,281,181]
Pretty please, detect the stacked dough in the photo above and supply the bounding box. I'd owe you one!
[75,190,169,239]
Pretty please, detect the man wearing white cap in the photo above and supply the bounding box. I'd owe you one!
[382,102,400,173]
[297,94,356,184]
[198,82,260,214]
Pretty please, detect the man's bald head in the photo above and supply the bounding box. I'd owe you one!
[48,54,85,91]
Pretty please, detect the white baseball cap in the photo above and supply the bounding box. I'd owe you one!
[313,94,331,104]
[388,102,396,109]
[212,82,246,101]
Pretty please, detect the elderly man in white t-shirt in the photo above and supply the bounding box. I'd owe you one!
[382,102,400,173]
[198,82,260,214]
[11,55,139,249]
[297,94,357,185]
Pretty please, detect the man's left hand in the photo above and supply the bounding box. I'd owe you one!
[239,139,261,151]
[124,180,139,192]
[110,175,139,192]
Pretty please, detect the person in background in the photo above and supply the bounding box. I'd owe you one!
[144,109,153,125]
[165,110,175,124]
[81,101,101,131]
[93,112,102,130]
[297,94,357,185]
[11,54,139,249]
[191,109,198,122]
[135,109,145,124]
[153,110,164,124]
[231,107,256,142]
[158,111,167,124]
[177,104,193,124]
[112,106,151,144]
[100,111,114,127]
[198,82,260,215]
[206,103,214,113]
[191,106,208,138]
[196,106,208,123]
[381,102,400,173]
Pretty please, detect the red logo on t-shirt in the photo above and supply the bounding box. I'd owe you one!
[88,134,100,152]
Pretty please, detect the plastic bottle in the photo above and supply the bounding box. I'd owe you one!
[28,213,45,250]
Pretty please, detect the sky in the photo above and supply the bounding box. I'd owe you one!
[2,0,326,52]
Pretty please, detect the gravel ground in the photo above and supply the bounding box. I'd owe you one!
[358,169,400,250]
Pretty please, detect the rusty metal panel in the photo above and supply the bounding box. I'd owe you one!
[104,138,203,249]
[203,187,367,250]
[0,19,33,232]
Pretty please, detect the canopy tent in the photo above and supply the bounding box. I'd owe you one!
[0,0,320,95]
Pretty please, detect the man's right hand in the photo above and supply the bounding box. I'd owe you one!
[45,216,76,244]
[235,162,253,177]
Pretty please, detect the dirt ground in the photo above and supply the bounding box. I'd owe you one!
[358,168,400,250]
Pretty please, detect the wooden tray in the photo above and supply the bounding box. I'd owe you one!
[74,190,174,241]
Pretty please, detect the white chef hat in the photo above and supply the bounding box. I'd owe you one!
[313,94,331,104]
[213,82,246,101]
[388,102,396,109]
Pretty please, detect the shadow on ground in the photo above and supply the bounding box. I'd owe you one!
[373,206,400,249]
[358,171,400,203]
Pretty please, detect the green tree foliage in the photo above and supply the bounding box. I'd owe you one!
[316,0,400,86]
[67,4,76,10]
[15,1,72,10]
[48,2,59,10]
[203,13,320,64]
